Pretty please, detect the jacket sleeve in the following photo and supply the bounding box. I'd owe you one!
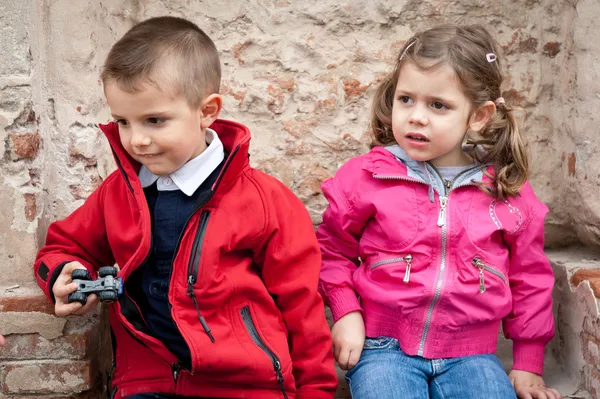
[316,172,368,323]
[34,175,116,302]
[253,178,337,399]
[502,196,555,375]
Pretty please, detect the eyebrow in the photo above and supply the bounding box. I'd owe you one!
[111,111,170,120]
[395,90,455,104]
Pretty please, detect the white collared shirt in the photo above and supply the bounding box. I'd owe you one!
[138,128,225,196]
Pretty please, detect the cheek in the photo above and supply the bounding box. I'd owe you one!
[118,131,131,148]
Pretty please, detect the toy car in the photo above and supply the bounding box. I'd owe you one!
[68,266,123,305]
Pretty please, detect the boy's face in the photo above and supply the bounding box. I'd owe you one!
[105,81,207,176]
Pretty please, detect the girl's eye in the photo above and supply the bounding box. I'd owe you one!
[147,117,166,125]
[398,96,413,104]
[432,101,448,110]
[115,119,129,126]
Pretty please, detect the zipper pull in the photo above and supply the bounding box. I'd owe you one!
[472,258,486,293]
[171,362,181,384]
[274,360,288,399]
[437,196,448,227]
[403,254,413,284]
[445,179,452,191]
[187,276,216,343]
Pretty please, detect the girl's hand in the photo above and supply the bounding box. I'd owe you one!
[52,262,99,317]
[0,334,5,347]
[509,370,562,399]
[331,311,365,370]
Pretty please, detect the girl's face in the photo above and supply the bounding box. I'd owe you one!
[392,62,481,167]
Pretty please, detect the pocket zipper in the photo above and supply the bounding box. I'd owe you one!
[370,254,413,283]
[240,306,288,399]
[472,257,507,293]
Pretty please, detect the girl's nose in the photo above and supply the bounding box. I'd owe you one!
[408,105,429,126]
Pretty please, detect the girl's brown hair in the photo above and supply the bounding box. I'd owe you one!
[372,25,528,200]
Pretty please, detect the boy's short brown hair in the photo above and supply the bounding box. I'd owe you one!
[101,16,221,107]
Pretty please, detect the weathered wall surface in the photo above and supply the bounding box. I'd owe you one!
[1,0,600,397]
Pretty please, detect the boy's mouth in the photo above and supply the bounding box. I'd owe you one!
[406,133,429,142]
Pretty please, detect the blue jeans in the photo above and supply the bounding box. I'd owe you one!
[346,337,517,399]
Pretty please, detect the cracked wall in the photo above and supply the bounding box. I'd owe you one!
[1,0,600,397]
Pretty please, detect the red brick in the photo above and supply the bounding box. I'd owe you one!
[343,79,369,99]
[571,268,600,298]
[0,296,54,314]
[1,360,91,394]
[9,130,41,159]
[24,193,36,221]
[0,333,88,360]
[542,41,561,58]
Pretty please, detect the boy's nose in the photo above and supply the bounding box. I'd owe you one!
[130,127,152,148]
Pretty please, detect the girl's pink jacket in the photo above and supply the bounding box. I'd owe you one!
[317,145,555,375]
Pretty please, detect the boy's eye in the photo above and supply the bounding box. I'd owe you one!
[115,119,129,126]
[432,101,448,110]
[398,96,413,104]
[146,117,166,125]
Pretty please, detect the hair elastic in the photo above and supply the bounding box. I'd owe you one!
[486,53,497,63]
[400,39,417,60]
[495,97,505,105]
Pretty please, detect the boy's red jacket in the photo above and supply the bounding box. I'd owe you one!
[34,119,337,399]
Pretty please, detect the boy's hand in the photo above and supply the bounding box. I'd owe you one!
[331,310,365,370]
[53,262,98,317]
[509,370,562,399]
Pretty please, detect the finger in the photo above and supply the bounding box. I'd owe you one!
[347,347,362,369]
[74,294,98,315]
[530,390,547,399]
[338,347,350,370]
[55,301,83,317]
[542,388,559,399]
[515,389,533,399]
[53,282,79,299]
[547,388,561,399]
[332,341,341,362]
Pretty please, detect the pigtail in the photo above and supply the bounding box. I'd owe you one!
[469,102,529,200]
[370,73,396,147]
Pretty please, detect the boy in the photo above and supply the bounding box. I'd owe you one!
[34,16,337,399]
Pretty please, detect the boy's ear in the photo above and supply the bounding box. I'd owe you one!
[469,100,496,133]
[199,94,222,130]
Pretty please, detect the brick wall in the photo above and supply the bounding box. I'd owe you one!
[2,0,600,398]
[0,295,110,398]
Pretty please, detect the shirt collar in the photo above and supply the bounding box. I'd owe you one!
[138,128,225,196]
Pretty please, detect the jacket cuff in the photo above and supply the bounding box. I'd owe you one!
[295,388,335,399]
[325,287,362,322]
[48,262,70,303]
[512,340,546,375]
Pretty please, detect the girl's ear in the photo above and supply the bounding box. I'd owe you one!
[469,100,496,133]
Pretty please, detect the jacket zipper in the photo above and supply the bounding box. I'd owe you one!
[416,163,480,356]
[111,149,231,383]
[186,210,215,342]
[240,306,288,399]
[472,257,507,293]
[370,254,413,283]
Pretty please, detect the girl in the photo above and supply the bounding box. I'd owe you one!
[317,25,560,399]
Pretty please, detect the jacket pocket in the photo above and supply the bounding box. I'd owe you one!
[471,257,507,294]
[240,306,289,399]
[370,254,413,283]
